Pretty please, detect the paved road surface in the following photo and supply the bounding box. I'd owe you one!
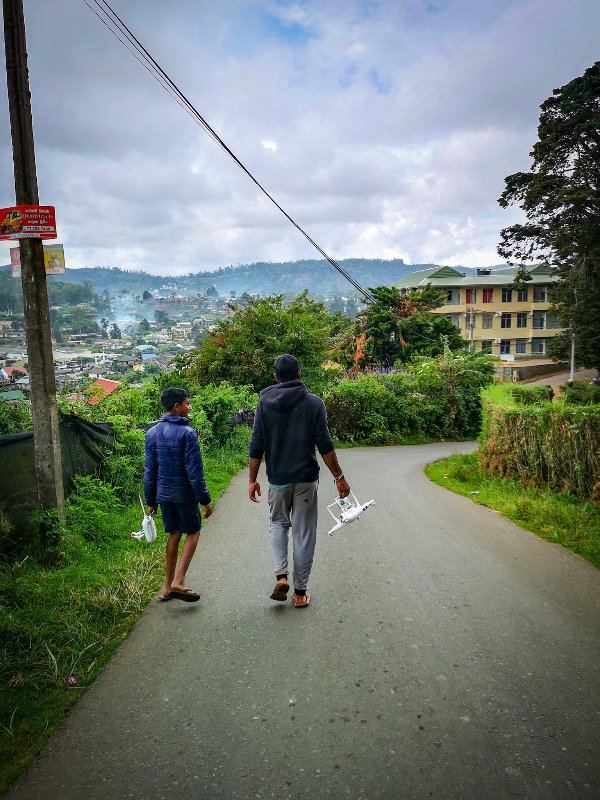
[6,444,600,800]
[525,367,598,390]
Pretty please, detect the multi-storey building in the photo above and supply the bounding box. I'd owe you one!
[395,265,561,359]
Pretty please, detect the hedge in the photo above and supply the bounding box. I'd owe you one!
[479,385,600,502]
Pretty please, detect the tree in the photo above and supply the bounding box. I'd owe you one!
[142,290,152,301]
[110,323,122,340]
[498,61,600,370]
[182,292,338,392]
[139,318,150,332]
[340,285,464,369]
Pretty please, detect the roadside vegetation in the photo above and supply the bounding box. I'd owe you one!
[426,454,600,569]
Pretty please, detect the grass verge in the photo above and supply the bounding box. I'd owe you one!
[425,453,600,569]
[0,428,250,794]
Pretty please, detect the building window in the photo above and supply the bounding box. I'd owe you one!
[500,313,512,329]
[532,339,546,355]
[517,288,528,302]
[532,311,546,330]
[465,288,476,304]
[445,314,460,328]
[483,288,493,303]
[482,313,493,329]
[480,340,493,352]
[515,339,526,354]
[502,288,513,302]
[446,289,460,305]
[533,286,547,302]
[516,312,528,328]
[500,339,511,354]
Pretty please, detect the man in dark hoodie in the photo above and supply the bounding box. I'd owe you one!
[248,354,350,607]
[144,387,212,602]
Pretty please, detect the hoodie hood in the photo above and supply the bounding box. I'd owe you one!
[259,379,307,411]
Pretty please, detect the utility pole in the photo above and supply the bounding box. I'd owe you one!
[3,0,64,514]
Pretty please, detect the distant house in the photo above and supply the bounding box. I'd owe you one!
[0,389,26,404]
[87,378,120,406]
[141,352,158,362]
[1,365,27,383]
[171,322,193,340]
[87,366,114,380]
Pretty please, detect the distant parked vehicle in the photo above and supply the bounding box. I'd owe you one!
[0,209,22,235]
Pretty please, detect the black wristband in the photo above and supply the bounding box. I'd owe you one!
[333,473,344,482]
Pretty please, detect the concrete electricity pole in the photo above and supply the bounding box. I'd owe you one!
[3,0,64,514]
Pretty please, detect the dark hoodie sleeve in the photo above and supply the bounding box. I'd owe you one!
[248,403,265,460]
[314,399,334,456]
[184,429,211,505]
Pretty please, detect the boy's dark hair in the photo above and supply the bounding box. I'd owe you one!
[160,387,189,411]
[274,354,300,382]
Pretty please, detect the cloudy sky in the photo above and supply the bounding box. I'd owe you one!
[0,0,597,275]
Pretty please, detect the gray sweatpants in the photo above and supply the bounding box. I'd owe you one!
[267,481,319,592]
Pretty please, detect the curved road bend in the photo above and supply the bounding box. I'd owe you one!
[6,443,599,800]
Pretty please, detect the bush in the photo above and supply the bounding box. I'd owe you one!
[65,476,124,542]
[102,427,145,502]
[325,353,495,444]
[189,382,258,444]
[562,381,600,406]
[0,398,31,435]
[479,384,600,501]
[510,385,553,405]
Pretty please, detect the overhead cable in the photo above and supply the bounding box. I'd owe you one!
[83,0,376,304]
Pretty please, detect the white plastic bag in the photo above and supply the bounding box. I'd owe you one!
[131,494,157,543]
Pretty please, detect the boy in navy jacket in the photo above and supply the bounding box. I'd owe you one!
[144,387,211,602]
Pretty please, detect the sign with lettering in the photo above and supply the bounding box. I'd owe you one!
[10,243,66,276]
[0,205,57,240]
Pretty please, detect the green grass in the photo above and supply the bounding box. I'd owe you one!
[0,427,250,794]
[425,453,600,569]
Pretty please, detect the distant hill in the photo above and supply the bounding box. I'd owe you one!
[0,259,507,297]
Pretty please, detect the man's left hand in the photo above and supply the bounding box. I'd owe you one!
[249,480,261,503]
[336,477,350,499]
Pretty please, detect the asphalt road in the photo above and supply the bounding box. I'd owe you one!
[6,444,600,800]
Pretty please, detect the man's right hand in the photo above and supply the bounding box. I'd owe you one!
[336,477,350,499]
[249,480,261,503]
[147,506,156,516]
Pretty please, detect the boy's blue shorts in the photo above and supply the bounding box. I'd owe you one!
[159,502,201,534]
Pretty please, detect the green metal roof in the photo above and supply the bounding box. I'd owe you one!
[394,265,556,289]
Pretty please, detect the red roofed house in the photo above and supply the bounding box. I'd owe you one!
[1,365,27,383]
[87,378,120,406]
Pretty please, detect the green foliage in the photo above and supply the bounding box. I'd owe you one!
[65,476,124,543]
[325,353,494,444]
[562,380,600,406]
[426,453,599,568]
[498,61,600,370]
[0,398,31,435]
[479,384,600,501]
[189,382,258,444]
[182,292,340,392]
[510,385,553,405]
[102,428,145,502]
[340,285,464,369]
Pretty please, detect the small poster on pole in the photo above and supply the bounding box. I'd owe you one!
[10,243,66,277]
[0,205,57,240]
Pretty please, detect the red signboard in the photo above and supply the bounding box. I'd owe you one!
[0,205,56,240]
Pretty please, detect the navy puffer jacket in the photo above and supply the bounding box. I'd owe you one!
[144,415,211,507]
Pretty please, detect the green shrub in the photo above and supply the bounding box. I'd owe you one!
[510,385,553,405]
[65,476,124,542]
[562,381,600,406]
[189,382,257,444]
[0,398,31,435]
[102,428,145,502]
[479,385,600,501]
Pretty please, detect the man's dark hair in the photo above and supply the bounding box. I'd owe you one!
[160,387,189,411]
[274,354,300,382]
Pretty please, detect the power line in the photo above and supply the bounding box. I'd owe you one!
[83,0,376,304]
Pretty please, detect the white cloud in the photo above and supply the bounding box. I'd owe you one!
[0,0,597,275]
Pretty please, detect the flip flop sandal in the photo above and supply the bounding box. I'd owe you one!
[170,589,200,602]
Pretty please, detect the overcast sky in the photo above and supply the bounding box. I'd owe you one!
[0,0,597,275]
